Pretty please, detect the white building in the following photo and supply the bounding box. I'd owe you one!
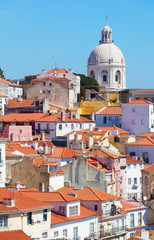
[0,138,8,187]
[125,137,154,164]
[122,99,154,135]
[96,106,121,127]
[125,156,144,200]
[87,20,126,91]
[39,68,80,102]
[121,199,147,239]
[35,112,96,140]
[0,77,23,99]
[0,93,8,115]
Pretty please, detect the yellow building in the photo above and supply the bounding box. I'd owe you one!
[132,89,154,103]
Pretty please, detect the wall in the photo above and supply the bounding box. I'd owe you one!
[60,158,107,192]
[2,125,32,141]
[27,79,71,108]
[49,174,64,191]
[0,141,6,187]
[96,114,121,127]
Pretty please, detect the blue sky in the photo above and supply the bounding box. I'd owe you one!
[0,0,154,88]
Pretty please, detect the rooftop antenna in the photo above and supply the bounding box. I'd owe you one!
[105,16,108,26]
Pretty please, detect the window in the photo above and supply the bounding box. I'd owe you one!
[130,152,135,157]
[59,124,62,130]
[134,164,137,168]
[54,231,59,237]
[135,97,140,100]
[94,204,98,211]
[0,123,3,130]
[128,194,131,199]
[121,218,125,230]
[130,233,134,237]
[90,223,94,237]
[134,178,137,184]
[59,206,65,215]
[48,90,50,94]
[10,122,16,126]
[0,149,2,164]
[0,216,7,227]
[63,229,67,238]
[71,124,74,130]
[132,119,135,125]
[130,213,134,227]
[140,177,142,184]
[69,205,78,216]
[144,97,149,101]
[73,227,78,240]
[128,178,131,185]
[80,123,82,129]
[115,75,118,82]
[141,119,144,125]
[43,82,46,86]
[27,212,32,224]
[24,123,29,126]
[134,193,137,198]
[46,124,49,130]
[103,116,107,124]
[49,83,52,86]
[38,123,40,130]
[42,232,48,238]
[109,116,112,121]
[151,97,154,103]
[115,116,119,121]
[43,209,47,221]
[103,75,107,82]
[132,108,136,112]
[142,152,149,163]
[128,165,131,169]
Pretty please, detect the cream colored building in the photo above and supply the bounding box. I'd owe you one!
[87,20,126,91]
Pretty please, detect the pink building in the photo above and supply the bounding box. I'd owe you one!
[0,125,32,141]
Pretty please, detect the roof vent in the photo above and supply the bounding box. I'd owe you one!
[67,192,77,197]
[73,185,83,190]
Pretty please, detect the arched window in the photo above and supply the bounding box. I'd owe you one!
[90,70,95,79]
[102,70,108,84]
[115,70,121,84]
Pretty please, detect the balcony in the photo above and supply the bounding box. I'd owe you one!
[99,226,127,239]
[101,208,121,218]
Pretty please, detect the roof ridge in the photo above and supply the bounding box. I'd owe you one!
[87,187,102,201]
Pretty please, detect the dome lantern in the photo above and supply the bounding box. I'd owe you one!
[100,19,112,44]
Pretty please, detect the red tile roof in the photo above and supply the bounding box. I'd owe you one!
[0,230,31,240]
[47,68,68,74]
[49,103,66,110]
[7,99,43,108]
[93,126,129,134]
[133,89,154,93]
[0,112,94,123]
[97,106,121,115]
[6,142,39,157]
[57,186,120,201]
[0,93,8,97]
[125,137,154,146]
[136,132,154,138]
[48,146,80,158]
[143,164,154,173]
[88,148,119,159]
[126,155,144,164]
[121,200,147,211]
[51,205,98,225]
[123,99,152,104]
[20,191,79,203]
[0,78,22,87]
[87,157,112,173]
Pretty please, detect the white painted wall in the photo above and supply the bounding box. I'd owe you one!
[0,141,6,187]
[122,103,154,135]
[125,145,154,164]
[49,174,64,191]
[125,162,144,200]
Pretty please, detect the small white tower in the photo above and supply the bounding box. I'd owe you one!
[87,20,126,91]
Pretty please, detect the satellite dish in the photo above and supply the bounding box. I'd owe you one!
[143,196,147,201]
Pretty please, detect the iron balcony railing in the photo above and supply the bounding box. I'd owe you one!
[99,226,127,238]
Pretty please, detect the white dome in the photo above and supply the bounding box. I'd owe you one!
[102,25,111,32]
[88,43,125,65]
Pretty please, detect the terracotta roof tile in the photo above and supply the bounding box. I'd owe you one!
[0,112,94,123]
[126,155,144,164]
[47,68,68,74]
[143,164,154,172]
[57,186,120,201]
[133,89,154,93]
[20,191,79,203]
[97,106,121,115]
[6,142,39,157]
[124,99,152,104]
[0,93,8,97]
[125,137,154,146]
[51,205,98,225]
[121,200,147,211]
[89,148,119,159]
[93,126,129,134]
[49,146,80,158]
[136,132,154,138]
[0,78,22,87]
[7,99,43,108]
[0,230,31,240]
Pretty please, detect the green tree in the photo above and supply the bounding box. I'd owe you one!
[0,68,5,79]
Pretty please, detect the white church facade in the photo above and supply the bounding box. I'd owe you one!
[87,21,126,91]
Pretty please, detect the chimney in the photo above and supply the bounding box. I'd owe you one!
[61,112,65,121]
[69,112,73,119]
[51,146,55,155]
[41,133,45,141]
[88,137,93,148]
[3,197,15,207]
[91,112,95,121]
[75,113,80,119]
[89,124,93,131]
[43,143,48,154]
[33,142,38,150]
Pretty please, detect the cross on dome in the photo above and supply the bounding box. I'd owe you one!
[100,18,112,44]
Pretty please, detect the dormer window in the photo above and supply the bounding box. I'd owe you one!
[59,206,65,215]
[69,205,78,216]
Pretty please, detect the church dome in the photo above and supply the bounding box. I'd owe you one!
[88,43,125,65]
